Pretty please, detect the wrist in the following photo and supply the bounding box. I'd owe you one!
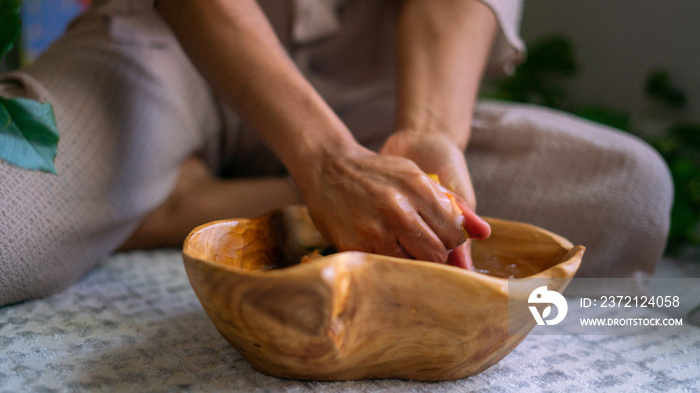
[391,126,469,151]
[285,126,366,189]
[395,112,472,150]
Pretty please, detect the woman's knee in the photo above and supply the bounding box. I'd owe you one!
[0,180,89,306]
[619,135,672,236]
[573,130,673,278]
[472,102,674,277]
[0,155,135,306]
[0,229,77,306]
[609,134,673,236]
[514,103,673,236]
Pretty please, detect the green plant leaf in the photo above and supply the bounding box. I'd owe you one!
[669,122,700,150]
[0,0,23,58]
[669,197,700,249]
[523,35,578,77]
[488,35,578,110]
[645,69,687,109]
[575,105,632,132]
[0,97,60,174]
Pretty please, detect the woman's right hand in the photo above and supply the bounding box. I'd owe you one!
[291,143,488,263]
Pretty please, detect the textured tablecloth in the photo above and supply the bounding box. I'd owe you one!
[1,250,699,393]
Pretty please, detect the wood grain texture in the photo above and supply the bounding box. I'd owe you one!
[182,206,584,381]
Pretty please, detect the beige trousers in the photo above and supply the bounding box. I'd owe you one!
[0,4,672,305]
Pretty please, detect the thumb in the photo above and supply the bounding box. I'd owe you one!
[451,177,477,212]
[443,187,491,240]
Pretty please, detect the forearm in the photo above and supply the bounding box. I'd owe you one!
[156,0,491,264]
[156,0,356,174]
[395,0,497,150]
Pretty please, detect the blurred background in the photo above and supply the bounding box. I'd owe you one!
[489,1,700,257]
[520,0,700,123]
[0,0,91,70]
[20,0,91,60]
[1,0,698,256]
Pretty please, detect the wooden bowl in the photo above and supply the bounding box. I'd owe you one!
[182,206,584,381]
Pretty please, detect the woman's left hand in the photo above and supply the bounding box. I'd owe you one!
[379,129,489,269]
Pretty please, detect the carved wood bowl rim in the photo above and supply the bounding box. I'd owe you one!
[181,205,585,381]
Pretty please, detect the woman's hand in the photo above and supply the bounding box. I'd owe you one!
[379,130,490,269]
[389,0,498,269]
[380,130,476,209]
[292,142,485,264]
